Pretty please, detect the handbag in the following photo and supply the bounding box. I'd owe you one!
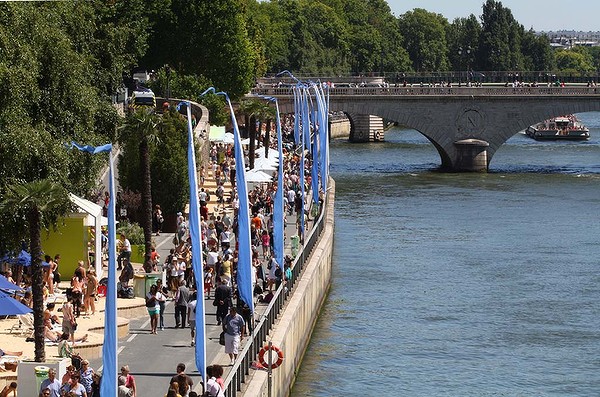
[219,331,225,346]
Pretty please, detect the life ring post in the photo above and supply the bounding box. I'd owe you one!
[258,343,284,370]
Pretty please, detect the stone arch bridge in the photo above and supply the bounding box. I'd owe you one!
[250,86,600,171]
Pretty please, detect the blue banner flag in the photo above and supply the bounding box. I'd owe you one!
[302,89,311,152]
[255,95,285,269]
[200,88,254,313]
[312,84,329,193]
[180,101,207,383]
[71,142,117,397]
[311,124,319,204]
[299,139,305,237]
[293,88,300,145]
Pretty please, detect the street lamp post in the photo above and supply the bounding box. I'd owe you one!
[458,46,471,86]
[165,64,171,100]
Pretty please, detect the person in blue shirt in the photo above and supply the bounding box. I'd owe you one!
[222,307,245,365]
[40,368,61,397]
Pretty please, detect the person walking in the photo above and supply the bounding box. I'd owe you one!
[156,279,167,330]
[187,292,197,347]
[145,284,160,334]
[120,365,137,397]
[204,365,224,397]
[118,376,132,397]
[213,278,232,326]
[222,307,245,365]
[79,360,95,396]
[71,272,84,318]
[169,363,193,397]
[117,233,132,271]
[174,280,190,328]
[61,297,76,345]
[84,270,98,315]
[61,372,87,397]
[153,204,164,236]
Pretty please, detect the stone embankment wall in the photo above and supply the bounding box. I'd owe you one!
[242,180,336,397]
[329,118,351,139]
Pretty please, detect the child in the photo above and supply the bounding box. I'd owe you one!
[204,267,214,299]
[261,230,270,258]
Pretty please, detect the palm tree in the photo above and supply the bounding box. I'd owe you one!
[239,99,274,169]
[258,103,277,159]
[120,110,160,271]
[0,180,69,362]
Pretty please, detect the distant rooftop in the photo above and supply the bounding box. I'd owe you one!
[536,30,600,48]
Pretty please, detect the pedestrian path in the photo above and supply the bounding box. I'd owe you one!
[0,156,314,393]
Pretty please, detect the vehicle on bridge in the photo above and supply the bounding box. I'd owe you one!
[128,88,156,112]
[525,115,590,141]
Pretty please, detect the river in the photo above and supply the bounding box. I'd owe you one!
[291,112,600,396]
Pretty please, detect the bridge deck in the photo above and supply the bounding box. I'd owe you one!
[252,85,600,97]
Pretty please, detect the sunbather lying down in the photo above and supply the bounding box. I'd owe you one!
[45,328,88,344]
[0,349,22,357]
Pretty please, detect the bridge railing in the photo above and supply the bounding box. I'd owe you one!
[260,71,600,85]
[222,197,327,396]
[251,86,600,97]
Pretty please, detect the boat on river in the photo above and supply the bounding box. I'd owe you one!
[525,115,590,141]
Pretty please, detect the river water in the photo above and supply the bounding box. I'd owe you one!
[291,112,600,396]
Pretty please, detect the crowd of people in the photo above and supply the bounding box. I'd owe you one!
[1,111,319,396]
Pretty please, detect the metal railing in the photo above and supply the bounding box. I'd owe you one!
[223,199,327,396]
[251,86,600,98]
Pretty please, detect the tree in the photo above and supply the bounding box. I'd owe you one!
[478,0,524,71]
[520,30,554,72]
[239,99,265,170]
[399,8,450,72]
[142,0,256,99]
[149,66,229,126]
[0,1,149,252]
[555,49,594,75]
[0,180,69,362]
[119,110,161,271]
[447,15,481,71]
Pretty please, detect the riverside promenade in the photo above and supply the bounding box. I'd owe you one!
[0,163,329,396]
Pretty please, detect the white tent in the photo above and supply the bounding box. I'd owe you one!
[245,169,273,182]
[253,157,278,171]
[222,132,235,144]
[69,193,108,279]
[69,193,106,278]
[209,126,226,142]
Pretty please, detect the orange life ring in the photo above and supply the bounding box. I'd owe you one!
[258,345,284,369]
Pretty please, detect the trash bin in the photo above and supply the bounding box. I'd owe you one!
[291,235,300,258]
[133,274,146,298]
[35,366,49,392]
[145,274,159,294]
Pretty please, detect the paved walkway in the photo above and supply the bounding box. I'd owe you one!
[1,157,312,395]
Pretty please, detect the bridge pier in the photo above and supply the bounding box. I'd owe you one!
[348,114,384,142]
[452,139,489,172]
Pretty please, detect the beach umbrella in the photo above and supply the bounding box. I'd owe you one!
[0,289,32,315]
[17,250,31,266]
[0,275,21,291]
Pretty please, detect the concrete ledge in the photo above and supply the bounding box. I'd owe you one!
[241,179,336,396]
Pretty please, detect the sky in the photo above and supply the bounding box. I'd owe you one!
[387,0,600,32]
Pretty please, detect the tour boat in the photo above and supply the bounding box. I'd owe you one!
[525,115,590,141]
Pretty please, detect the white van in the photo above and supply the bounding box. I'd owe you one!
[129,89,156,111]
